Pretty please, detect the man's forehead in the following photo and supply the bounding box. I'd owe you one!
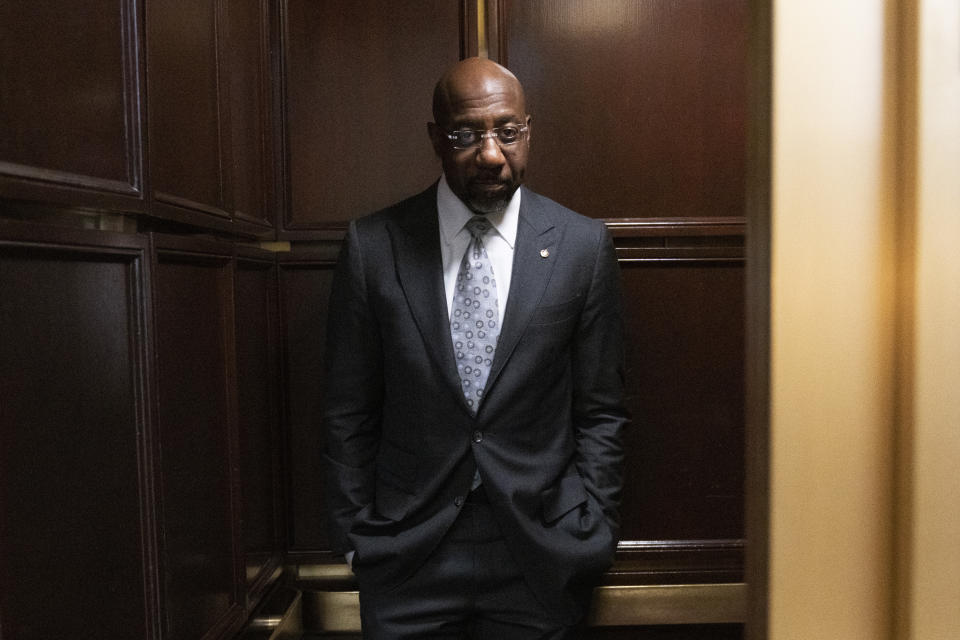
[449,74,520,98]
[434,58,526,124]
[448,91,523,117]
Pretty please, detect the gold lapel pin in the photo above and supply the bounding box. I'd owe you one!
[540,248,550,258]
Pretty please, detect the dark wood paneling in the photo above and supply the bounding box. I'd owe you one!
[235,252,283,588]
[496,0,748,220]
[144,0,274,236]
[147,0,231,221]
[745,1,772,637]
[618,259,745,542]
[278,250,338,550]
[1,0,274,237]
[488,2,751,599]
[0,223,154,638]
[279,0,465,236]
[153,237,243,638]
[227,0,272,228]
[608,539,742,587]
[0,0,144,210]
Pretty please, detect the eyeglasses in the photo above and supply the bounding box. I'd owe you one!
[442,124,529,150]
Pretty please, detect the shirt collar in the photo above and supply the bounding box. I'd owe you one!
[437,174,519,249]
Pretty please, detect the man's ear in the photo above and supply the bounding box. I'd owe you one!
[525,115,532,145]
[427,122,444,157]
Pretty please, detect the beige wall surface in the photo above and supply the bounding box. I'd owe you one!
[770,1,896,638]
[769,0,960,638]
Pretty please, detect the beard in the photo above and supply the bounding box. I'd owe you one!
[464,180,519,215]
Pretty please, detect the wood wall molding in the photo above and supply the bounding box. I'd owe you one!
[275,0,465,239]
[612,217,745,262]
[142,233,285,637]
[0,0,146,212]
[273,219,744,257]
[235,249,285,599]
[151,234,242,636]
[146,0,231,223]
[0,221,159,638]
[276,258,337,550]
[0,161,142,198]
[153,191,233,221]
[490,0,748,224]
[612,539,744,585]
[228,0,274,229]
[142,0,275,236]
[1,0,276,238]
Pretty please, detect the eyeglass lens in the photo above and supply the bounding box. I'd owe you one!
[450,125,524,148]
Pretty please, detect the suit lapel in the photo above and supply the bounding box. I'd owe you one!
[388,185,560,417]
[486,188,559,396]
[387,185,465,406]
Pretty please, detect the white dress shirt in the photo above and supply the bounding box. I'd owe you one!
[437,174,520,325]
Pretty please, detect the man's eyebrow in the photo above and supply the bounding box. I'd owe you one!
[449,115,525,129]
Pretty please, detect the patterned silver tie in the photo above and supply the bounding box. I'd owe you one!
[451,216,499,413]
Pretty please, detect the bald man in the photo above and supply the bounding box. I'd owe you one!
[323,57,628,639]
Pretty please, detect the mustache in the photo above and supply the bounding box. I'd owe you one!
[469,173,507,185]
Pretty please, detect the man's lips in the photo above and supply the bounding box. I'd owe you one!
[471,178,506,189]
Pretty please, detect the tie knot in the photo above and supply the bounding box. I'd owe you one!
[466,216,492,240]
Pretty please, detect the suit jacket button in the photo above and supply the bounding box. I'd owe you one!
[454,496,464,508]
[472,430,483,443]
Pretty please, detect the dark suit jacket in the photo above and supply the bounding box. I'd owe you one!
[322,183,628,623]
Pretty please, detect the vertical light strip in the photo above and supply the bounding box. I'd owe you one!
[900,1,960,637]
[892,1,918,637]
[477,0,489,58]
[770,1,896,637]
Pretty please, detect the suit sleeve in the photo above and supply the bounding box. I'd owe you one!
[322,219,383,555]
[571,224,629,535]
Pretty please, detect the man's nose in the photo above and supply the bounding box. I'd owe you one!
[475,134,506,167]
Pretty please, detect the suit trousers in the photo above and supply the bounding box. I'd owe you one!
[357,487,585,639]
